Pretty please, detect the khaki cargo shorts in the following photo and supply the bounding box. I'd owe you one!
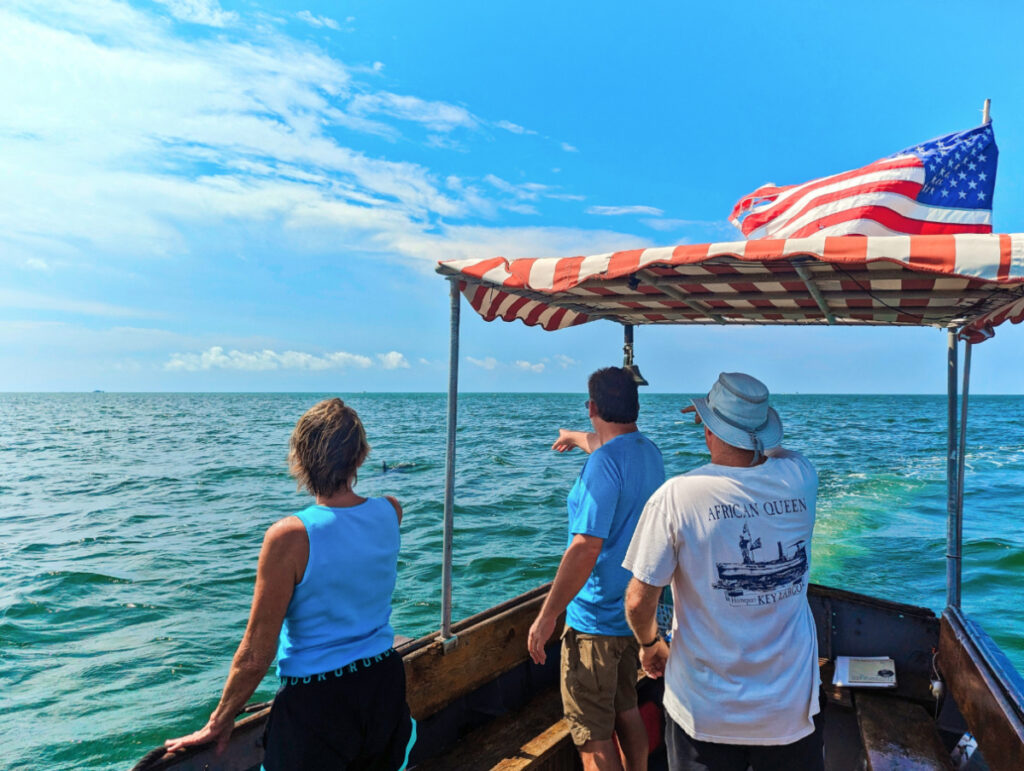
[560,626,640,746]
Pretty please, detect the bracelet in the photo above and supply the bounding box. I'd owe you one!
[641,635,660,648]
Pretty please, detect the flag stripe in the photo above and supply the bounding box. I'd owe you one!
[741,158,924,236]
[732,123,997,240]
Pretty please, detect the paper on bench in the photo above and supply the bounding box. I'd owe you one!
[833,656,897,688]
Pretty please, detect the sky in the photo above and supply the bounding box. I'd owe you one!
[3,0,1024,393]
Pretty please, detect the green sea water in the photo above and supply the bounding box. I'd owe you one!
[2,392,1023,770]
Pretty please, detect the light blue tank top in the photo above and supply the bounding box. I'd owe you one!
[276,498,400,678]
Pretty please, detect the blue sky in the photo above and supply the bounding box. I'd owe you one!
[3,0,1023,393]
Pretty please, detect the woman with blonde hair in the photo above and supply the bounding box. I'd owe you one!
[164,398,414,769]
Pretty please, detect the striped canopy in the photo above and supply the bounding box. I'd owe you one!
[436,234,1024,343]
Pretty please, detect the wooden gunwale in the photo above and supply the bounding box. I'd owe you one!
[939,608,1024,771]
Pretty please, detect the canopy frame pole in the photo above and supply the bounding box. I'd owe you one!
[439,277,461,648]
[945,329,961,609]
[637,270,728,323]
[793,261,837,324]
[951,340,972,608]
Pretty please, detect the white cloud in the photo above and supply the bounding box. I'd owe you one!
[514,360,545,373]
[154,0,237,27]
[587,205,665,217]
[377,351,410,369]
[465,356,547,373]
[349,92,479,133]
[393,224,648,264]
[165,346,375,372]
[561,142,579,153]
[642,217,737,235]
[495,120,535,135]
[25,258,52,272]
[296,10,340,30]
[0,2,649,283]
[552,354,578,369]
[483,175,585,209]
[372,61,384,71]
[466,356,498,370]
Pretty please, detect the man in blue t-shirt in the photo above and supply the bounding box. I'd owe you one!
[528,366,665,771]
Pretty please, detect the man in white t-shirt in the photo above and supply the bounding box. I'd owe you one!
[622,372,822,771]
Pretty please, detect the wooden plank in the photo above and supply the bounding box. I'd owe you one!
[939,611,1024,771]
[403,591,563,720]
[413,687,577,771]
[496,718,578,771]
[855,692,953,770]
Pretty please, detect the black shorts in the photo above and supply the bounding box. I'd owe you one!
[263,649,415,771]
[664,711,824,771]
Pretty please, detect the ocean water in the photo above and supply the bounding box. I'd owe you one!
[1,392,1023,770]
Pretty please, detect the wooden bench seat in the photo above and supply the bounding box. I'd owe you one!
[855,692,953,770]
[412,686,578,771]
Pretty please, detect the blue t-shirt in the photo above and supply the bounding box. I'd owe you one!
[566,431,665,636]
[276,499,399,677]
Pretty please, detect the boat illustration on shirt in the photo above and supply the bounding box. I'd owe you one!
[714,523,807,593]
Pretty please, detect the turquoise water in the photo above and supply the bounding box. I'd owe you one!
[2,392,1023,770]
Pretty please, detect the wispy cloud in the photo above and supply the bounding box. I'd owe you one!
[496,120,535,136]
[377,351,410,369]
[164,346,386,372]
[0,1,641,278]
[587,205,665,217]
[642,217,738,235]
[154,0,237,27]
[561,142,579,153]
[466,356,548,373]
[466,356,498,370]
[514,360,545,373]
[552,354,578,369]
[296,10,340,30]
[349,92,479,133]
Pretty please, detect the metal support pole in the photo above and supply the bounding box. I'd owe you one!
[440,278,460,645]
[952,341,972,608]
[945,330,961,608]
[622,324,649,386]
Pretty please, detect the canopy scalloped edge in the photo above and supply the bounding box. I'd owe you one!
[436,234,1024,343]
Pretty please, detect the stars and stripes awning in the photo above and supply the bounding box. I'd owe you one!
[435,234,1024,343]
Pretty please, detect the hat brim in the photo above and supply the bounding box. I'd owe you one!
[691,397,783,451]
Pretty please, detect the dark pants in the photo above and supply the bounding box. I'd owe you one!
[263,649,414,771]
[665,712,824,771]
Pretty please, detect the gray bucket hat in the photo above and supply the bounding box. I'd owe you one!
[690,372,783,458]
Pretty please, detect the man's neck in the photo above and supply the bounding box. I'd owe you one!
[709,446,763,467]
[593,419,638,446]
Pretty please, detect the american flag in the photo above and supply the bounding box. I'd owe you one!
[730,123,997,239]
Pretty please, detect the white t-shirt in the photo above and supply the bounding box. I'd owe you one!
[623,448,820,746]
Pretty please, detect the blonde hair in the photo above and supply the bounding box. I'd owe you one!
[288,398,370,497]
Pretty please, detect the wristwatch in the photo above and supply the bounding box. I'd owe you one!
[641,635,660,648]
